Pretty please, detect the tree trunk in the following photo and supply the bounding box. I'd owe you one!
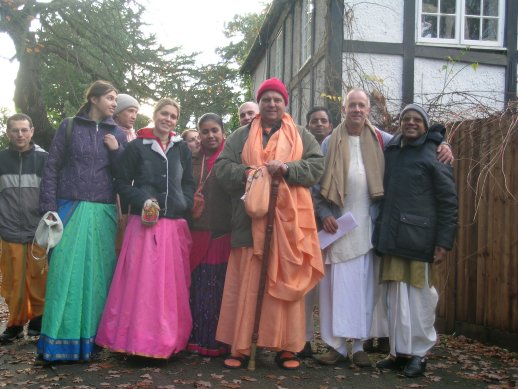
[14,51,55,150]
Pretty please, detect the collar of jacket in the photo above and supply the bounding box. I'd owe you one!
[74,112,118,129]
[142,135,183,157]
[7,142,36,155]
[387,130,442,149]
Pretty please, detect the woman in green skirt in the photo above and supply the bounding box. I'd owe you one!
[37,80,127,362]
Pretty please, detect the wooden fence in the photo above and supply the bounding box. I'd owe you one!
[435,112,518,350]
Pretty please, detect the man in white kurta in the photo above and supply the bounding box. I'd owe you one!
[319,136,375,362]
[313,89,387,367]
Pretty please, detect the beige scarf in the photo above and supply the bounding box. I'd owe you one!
[320,119,385,208]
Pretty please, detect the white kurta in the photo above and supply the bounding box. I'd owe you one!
[370,256,389,338]
[384,265,439,357]
[325,136,372,264]
[319,136,378,348]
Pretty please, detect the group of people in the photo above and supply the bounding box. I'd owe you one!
[0,77,457,378]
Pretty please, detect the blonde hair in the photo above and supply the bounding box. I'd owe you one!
[153,98,181,118]
[181,128,198,140]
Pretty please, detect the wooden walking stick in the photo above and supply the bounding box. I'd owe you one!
[247,171,281,371]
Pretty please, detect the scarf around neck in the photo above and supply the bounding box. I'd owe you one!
[202,138,225,173]
[241,112,324,302]
[320,119,385,209]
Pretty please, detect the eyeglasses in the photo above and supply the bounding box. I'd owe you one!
[8,128,31,135]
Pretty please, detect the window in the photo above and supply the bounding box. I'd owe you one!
[301,0,313,64]
[417,0,504,47]
[272,29,283,78]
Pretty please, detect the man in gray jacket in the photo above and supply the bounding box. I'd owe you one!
[0,113,48,342]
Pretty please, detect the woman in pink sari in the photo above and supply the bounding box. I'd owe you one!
[96,98,195,358]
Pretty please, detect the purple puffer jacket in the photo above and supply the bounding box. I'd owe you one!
[39,113,127,212]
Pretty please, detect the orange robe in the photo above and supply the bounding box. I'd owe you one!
[0,241,47,326]
[216,113,324,355]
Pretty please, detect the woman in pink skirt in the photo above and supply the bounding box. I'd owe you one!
[96,98,195,358]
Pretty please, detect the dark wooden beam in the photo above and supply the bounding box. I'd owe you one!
[402,0,416,105]
[505,0,518,102]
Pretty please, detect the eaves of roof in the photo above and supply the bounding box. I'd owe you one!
[240,0,292,75]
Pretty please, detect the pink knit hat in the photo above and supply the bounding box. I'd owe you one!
[256,77,289,105]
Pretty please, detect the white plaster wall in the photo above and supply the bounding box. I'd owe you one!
[342,52,403,116]
[343,0,403,43]
[414,58,506,118]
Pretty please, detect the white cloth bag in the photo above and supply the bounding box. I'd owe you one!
[32,211,63,260]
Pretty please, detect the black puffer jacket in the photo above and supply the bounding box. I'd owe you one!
[374,131,458,262]
[115,133,195,220]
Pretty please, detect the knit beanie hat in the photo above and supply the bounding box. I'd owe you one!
[400,103,430,130]
[114,94,140,115]
[256,78,289,105]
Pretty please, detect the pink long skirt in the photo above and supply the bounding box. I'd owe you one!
[96,215,192,358]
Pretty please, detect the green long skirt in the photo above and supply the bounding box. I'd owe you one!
[37,200,117,361]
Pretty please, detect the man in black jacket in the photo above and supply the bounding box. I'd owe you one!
[374,104,458,377]
[0,113,48,342]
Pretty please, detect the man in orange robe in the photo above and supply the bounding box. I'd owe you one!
[215,78,324,370]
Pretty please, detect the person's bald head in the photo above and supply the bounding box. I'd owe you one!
[238,102,259,126]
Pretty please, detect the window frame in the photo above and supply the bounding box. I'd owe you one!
[416,0,505,48]
[272,28,283,79]
[301,0,313,66]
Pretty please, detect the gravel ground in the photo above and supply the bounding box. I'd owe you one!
[0,295,517,388]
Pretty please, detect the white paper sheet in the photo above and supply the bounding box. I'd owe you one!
[318,212,358,249]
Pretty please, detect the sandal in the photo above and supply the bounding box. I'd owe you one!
[223,355,249,369]
[275,351,301,370]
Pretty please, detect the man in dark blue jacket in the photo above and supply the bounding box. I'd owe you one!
[0,113,48,342]
[374,104,458,377]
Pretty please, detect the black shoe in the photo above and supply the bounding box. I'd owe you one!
[376,354,408,370]
[296,341,313,358]
[403,356,427,377]
[34,354,52,366]
[0,326,24,343]
[363,338,376,353]
[377,337,390,354]
[28,316,42,337]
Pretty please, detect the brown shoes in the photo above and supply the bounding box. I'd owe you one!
[314,348,348,365]
[352,351,372,367]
